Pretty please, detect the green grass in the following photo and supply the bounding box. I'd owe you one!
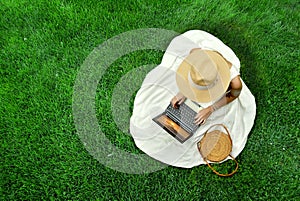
[1,0,299,200]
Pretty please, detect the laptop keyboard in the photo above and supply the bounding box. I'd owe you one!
[166,103,199,133]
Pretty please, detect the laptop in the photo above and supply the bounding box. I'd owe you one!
[152,99,203,143]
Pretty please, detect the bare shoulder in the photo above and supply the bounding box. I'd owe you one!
[230,76,242,89]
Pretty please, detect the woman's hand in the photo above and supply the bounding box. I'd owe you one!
[194,106,213,125]
[171,92,186,108]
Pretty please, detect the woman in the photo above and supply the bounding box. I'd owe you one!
[171,48,243,126]
[130,30,256,168]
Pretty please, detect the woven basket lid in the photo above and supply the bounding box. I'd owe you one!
[198,130,232,162]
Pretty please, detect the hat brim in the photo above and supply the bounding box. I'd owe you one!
[176,50,231,103]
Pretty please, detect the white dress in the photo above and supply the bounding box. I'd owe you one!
[130,30,256,168]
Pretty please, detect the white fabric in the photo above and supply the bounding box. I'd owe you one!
[130,30,256,168]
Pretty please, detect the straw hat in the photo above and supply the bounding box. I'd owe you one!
[176,49,231,103]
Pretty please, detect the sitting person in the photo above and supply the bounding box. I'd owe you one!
[130,30,256,168]
[171,48,242,126]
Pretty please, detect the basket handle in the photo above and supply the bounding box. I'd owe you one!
[204,155,239,177]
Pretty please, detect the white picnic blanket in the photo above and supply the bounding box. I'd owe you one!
[130,30,256,168]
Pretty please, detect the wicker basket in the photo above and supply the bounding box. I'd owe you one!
[197,124,238,177]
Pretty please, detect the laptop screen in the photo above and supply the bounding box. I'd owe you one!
[153,113,192,143]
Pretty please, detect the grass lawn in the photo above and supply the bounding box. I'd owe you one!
[1,0,299,200]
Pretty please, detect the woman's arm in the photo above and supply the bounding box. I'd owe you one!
[194,76,242,125]
[211,75,242,111]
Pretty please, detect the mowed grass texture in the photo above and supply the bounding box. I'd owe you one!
[1,0,299,200]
